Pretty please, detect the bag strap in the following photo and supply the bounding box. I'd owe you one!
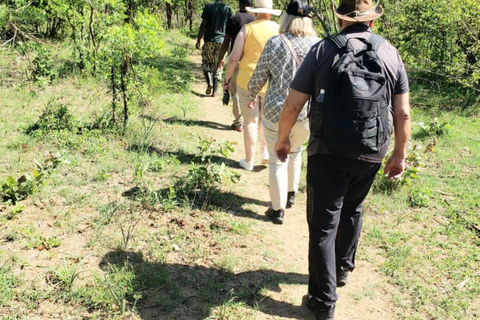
[327,34,348,49]
[280,34,302,66]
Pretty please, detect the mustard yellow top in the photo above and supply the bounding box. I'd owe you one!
[237,20,279,92]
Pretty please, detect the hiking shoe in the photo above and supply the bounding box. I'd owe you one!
[265,208,284,225]
[303,294,335,320]
[336,267,350,287]
[239,158,254,171]
[286,191,295,209]
[205,85,212,95]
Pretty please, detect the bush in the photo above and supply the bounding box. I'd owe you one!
[25,101,77,134]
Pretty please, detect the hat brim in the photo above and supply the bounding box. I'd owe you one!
[334,5,383,22]
[245,7,282,16]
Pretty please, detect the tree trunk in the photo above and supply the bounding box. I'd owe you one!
[166,2,173,29]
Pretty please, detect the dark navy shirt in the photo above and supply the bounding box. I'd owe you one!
[226,10,255,51]
[201,1,233,43]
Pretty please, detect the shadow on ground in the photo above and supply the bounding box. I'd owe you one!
[122,186,272,222]
[100,250,311,320]
[162,117,232,131]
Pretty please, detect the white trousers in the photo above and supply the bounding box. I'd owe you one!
[262,117,310,210]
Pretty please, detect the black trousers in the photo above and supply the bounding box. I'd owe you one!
[306,154,381,305]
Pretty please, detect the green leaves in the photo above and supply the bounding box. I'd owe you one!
[380,0,480,92]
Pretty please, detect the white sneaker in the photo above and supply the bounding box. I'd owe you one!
[239,159,254,171]
[262,150,269,165]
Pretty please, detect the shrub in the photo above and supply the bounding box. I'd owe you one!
[25,101,77,134]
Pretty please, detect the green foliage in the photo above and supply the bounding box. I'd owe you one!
[148,154,180,173]
[0,151,65,204]
[0,257,18,307]
[373,142,424,194]
[34,236,62,250]
[380,0,480,94]
[198,137,236,162]
[174,139,240,206]
[417,118,451,138]
[16,41,58,83]
[98,262,140,314]
[409,188,431,208]
[26,101,77,134]
[46,256,91,292]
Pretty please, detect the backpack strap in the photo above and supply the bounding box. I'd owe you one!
[327,34,348,49]
[280,34,302,66]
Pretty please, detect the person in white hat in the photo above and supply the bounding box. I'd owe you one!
[222,0,281,172]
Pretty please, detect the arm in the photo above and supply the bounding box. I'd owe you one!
[247,39,272,102]
[275,89,311,162]
[223,26,246,89]
[196,19,207,50]
[384,92,411,180]
[217,33,231,68]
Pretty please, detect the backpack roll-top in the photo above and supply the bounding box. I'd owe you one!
[310,34,389,154]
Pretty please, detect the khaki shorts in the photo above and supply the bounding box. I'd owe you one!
[237,85,264,119]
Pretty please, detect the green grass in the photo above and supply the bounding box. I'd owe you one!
[362,103,480,319]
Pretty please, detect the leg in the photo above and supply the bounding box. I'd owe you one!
[201,42,216,95]
[336,161,381,271]
[230,67,242,129]
[307,155,350,305]
[287,119,310,193]
[212,42,223,97]
[257,93,268,161]
[237,86,259,164]
[263,118,288,211]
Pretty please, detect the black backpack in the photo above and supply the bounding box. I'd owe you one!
[310,33,389,154]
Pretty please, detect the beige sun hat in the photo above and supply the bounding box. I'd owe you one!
[246,0,282,16]
[334,0,383,22]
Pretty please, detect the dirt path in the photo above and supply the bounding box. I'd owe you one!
[190,48,397,320]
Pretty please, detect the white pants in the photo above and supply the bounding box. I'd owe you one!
[262,117,310,210]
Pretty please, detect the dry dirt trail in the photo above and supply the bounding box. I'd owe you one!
[189,47,397,320]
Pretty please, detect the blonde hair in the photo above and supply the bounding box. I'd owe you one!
[279,13,317,37]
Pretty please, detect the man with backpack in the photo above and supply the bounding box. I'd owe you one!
[275,0,411,319]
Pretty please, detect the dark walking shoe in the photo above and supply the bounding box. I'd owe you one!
[265,208,284,225]
[286,191,295,208]
[303,294,335,320]
[205,85,212,95]
[336,267,350,287]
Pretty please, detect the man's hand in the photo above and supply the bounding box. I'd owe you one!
[383,153,406,180]
[275,138,291,163]
[196,39,202,50]
[217,59,225,69]
[247,100,255,110]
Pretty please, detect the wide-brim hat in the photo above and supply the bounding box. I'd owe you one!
[334,0,383,22]
[246,0,282,16]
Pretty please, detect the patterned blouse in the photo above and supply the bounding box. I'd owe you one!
[247,33,320,123]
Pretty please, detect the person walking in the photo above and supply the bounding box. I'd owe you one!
[275,0,411,319]
[247,0,319,224]
[223,0,281,171]
[217,0,255,132]
[196,0,233,96]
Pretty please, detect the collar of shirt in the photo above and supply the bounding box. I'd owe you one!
[340,24,372,35]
